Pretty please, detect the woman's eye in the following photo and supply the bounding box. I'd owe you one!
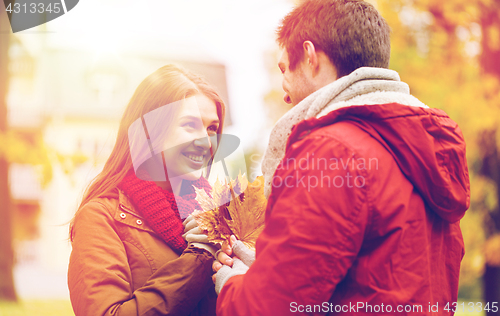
[207,125,218,134]
[183,122,196,129]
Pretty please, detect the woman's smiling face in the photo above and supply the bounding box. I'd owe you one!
[162,94,220,181]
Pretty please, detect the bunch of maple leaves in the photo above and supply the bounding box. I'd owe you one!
[192,173,267,250]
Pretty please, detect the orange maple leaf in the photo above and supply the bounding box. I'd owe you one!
[193,174,266,250]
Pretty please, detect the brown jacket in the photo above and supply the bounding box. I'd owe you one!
[68,189,217,316]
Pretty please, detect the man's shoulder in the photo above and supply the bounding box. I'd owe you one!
[304,119,390,161]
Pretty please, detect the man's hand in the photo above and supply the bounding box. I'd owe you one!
[212,235,236,282]
[212,235,256,294]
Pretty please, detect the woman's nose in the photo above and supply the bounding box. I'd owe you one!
[193,134,212,150]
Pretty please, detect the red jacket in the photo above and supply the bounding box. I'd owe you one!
[217,104,469,315]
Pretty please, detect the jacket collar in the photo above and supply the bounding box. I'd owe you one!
[118,189,143,219]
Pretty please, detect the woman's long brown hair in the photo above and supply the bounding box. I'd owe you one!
[70,64,225,240]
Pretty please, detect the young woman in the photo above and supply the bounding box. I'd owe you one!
[68,64,225,315]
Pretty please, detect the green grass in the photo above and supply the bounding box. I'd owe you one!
[0,300,74,316]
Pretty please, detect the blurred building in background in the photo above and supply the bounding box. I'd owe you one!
[7,33,231,299]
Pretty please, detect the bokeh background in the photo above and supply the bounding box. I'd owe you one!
[1,0,499,315]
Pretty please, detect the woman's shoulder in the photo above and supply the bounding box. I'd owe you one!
[71,188,137,243]
[74,188,143,228]
[76,189,121,222]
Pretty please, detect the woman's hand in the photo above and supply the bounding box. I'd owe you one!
[182,215,219,256]
[212,235,255,294]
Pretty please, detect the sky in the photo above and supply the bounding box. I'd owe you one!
[26,0,295,150]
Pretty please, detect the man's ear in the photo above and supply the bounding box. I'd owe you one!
[303,41,318,72]
[303,40,338,82]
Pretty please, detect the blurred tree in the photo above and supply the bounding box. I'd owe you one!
[376,0,500,311]
[0,6,17,302]
[476,3,500,310]
[263,48,293,126]
[0,6,54,303]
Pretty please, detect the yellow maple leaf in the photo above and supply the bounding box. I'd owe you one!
[193,174,266,250]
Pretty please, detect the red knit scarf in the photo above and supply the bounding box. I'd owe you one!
[118,171,212,254]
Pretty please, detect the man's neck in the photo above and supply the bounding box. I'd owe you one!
[311,51,338,92]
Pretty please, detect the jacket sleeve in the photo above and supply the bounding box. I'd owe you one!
[68,201,214,316]
[217,136,370,315]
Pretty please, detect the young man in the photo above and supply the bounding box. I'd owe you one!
[213,0,470,315]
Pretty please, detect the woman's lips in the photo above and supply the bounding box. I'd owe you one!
[183,153,204,162]
[181,153,206,168]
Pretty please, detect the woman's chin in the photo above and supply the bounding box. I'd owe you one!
[175,168,204,182]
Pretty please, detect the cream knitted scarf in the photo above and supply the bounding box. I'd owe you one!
[261,67,428,198]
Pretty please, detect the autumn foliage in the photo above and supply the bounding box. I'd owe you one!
[375,0,500,306]
[193,174,267,250]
